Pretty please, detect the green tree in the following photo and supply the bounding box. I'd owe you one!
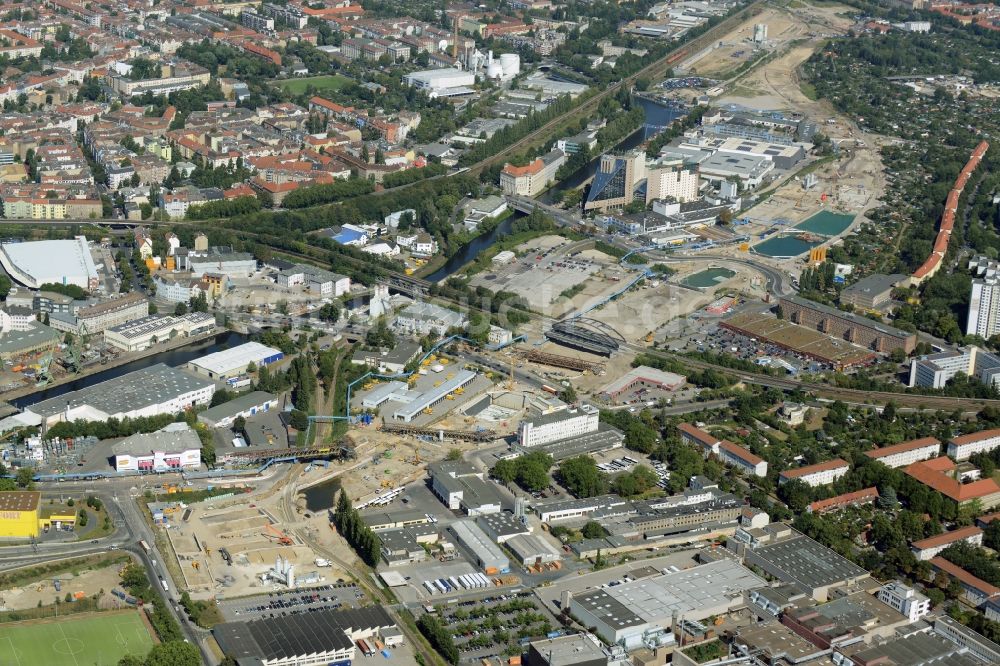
[15,467,33,488]
[174,302,188,316]
[558,456,608,498]
[144,641,201,666]
[581,521,608,539]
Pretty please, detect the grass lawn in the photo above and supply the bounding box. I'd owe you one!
[278,75,352,94]
[0,611,154,666]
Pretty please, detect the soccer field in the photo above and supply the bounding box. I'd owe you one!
[0,611,155,666]
[279,74,352,94]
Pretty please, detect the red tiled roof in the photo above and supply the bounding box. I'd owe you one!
[780,458,849,479]
[905,458,1000,502]
[677,423,718,446]
[865,437,941,459]
[502,159,543,177]
[808,487,879,514]
[951,428,1000,446]
[912,526,982,550]
[930,557,1000,598]
[719,440,764,466]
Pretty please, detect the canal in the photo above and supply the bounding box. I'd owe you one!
[13,330,250,408]
[426,97,687,284]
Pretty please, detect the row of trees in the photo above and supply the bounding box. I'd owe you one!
[332,490,381,566]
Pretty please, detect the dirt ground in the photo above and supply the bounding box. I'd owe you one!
[1,562,123,611]
[682,8,801,77]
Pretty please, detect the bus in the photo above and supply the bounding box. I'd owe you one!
[139,540,151,553]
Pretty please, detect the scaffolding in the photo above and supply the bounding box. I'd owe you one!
[379,423,497,442]
[523,350,606,374]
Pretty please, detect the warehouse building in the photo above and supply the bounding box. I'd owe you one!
[0,321,60,360]
[429,461,503,516]
[525,633,608,666]
[24,363,215,427]
[276,264,351,297]
[403,68,476,93]
[198,391,278,429]
[213,606,397,666]
[569,559,765,646]
[840,273,906,310]
[0,237,98,290]
[112,429,202,472]
[598,365,685,403]
[449,519,510,574]
[477,511,531,543]
[506,533,562,567]
[391,369,475,422]
[351,340,422,374]
[0,490,41,538]
[103,313,215,352]
[188,249,256,278]
[187,342,284,380]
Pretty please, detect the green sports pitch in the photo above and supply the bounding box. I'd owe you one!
[278,74,352,94]
[0,611,155,666]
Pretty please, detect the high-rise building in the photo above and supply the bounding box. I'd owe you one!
[583,150,645,212]
[967,277,1000,337]
[645,158,700,204]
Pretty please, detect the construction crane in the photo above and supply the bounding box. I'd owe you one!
[262,523,293,546]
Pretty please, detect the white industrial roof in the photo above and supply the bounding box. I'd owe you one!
[188,342,282,374]
[0,237,97,289]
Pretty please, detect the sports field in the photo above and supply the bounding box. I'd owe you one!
[0,611,155,666]
[278,74,352,94]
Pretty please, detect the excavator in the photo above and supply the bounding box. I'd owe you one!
[261,523,293,546]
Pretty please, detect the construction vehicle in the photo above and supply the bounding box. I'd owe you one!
[381,479,392,488]
[440,358,449,365]
[192,562,200,571]
[423,407,433,415]
[446,394,455,400]
[454,386,464,395]
[645,332,654,343]
[262,524,293,546]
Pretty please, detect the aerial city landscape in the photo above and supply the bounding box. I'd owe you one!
[3,0,1000,665]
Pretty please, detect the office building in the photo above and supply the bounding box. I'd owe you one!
[0,236,98,290]
[48,292,150,336]
[779,295,916,353]
[948,428,1000,460]
[911,526,983,560]
[187,342,284,380]
[500,149,566,197]
[864,437,941,468]
[24,363,215,427]
[112,429,202,472]
[393,302,468,336]
[779,459,850,487]
[967,277,1000,337]
[840,273,906,310]
[518,404,599,448]
[910,346,1000,389]
[878,581,931,621]
[646,158,700,204]
[583,150,645,212]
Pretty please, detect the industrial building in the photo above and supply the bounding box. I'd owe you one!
[525,633,608,666]
[188,249,257,278]
[24,363,216,427]
[103,315,187,353]
[112,429,202,472]
[48,292,149,336]
[532,494,633,523]
[213,606,397,666]
[393,302,469,336]
[449,519,510,573]
[476,511,531,544]
[391,369,475,422]
[569,559,766,646]
[0,237,98,290]
[0,491,41,538]
[276,264,350,297]
[910,346,1000,389]
[0,322,60,360]
[731,524,870,601]
[505,533,562,567]
[187,342,284,380]
[351,341,422,374]
[864,437,941,468]
[429,461,504,516]
[778,295,917,354]
[198,391,278,429]
[403,68,476,93]
[598,366,685,403]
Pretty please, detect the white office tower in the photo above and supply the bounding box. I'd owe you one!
[967,278,1000,337]
[646,158,700,204]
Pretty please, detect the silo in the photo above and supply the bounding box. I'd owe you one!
[500,53,520,77]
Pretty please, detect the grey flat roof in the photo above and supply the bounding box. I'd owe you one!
[24,363,214,418]
[528,634,607,666]
[849,631,979,666]
[0,321,59,353]
[112,428,202,456]
[526,423,624,461]
[198,391,276,423]
[842,273,907,297]
[477,511,530,539]
[213,606,394,662]
[751,533,869,590]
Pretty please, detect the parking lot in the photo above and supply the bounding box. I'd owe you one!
[218,583,364,621]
